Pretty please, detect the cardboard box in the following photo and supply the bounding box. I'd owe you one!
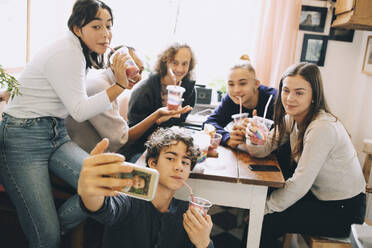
[332,0,372,30]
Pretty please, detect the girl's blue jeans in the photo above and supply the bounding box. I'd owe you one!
[0,113,88,248]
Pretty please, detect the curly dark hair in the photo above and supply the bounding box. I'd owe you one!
[145,128,201,170]
[154,43,196,81]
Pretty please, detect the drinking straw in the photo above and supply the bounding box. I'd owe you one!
[106,45,115,53]
[169,68,178,85]
[238,96,242,116]
[263,94,273,119]
[183,181,194,202]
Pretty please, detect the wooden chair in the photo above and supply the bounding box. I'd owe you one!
[282,139,372,248]
[0,175,84,248]
[283,234,351,248]
[362,139,372,195]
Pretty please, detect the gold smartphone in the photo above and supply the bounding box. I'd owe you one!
[115,162,159,201]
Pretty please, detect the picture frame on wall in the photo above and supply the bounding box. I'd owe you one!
[299,5,328,33]
[328,28,354,42]
[362,36,372,76]
[300,34,328,66]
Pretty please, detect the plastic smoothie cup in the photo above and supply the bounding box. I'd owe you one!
[110,46,140,80]
[231,113,249,125]
[166,85,185,110]
[189,196,212,217]
[247,116,274,145]
[209,133,222,151]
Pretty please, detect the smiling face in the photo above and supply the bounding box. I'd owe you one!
[148,141,192,192]
[166,48,192,84]
[132,175,145,189]
[281,74,313,123]
[228,68,259,108]
[73,8,112,55]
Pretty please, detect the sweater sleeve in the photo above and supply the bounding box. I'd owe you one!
[127,83,155,127]
[86,70,129,151]
[265,121,336,214]
[44,50,111,122]
[80,194,132,226]
[203,96,235,146]
[180,85,196,122]
[88,104,129,152]
[238,125,288,157]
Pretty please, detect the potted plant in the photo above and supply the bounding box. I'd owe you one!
[0,65,21,101]
[208,79,227,102]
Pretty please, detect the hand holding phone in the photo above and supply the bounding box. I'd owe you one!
[114,163,159,201]
[248,164,280,172]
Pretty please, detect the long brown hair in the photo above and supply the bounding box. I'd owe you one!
[154,43,196,81]
[273,62,332,159]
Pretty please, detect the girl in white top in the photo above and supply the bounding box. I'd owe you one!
[0,1,157,247]
[240,62,366,248]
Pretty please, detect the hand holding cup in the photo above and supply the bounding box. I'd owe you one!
[110,46,140,82]
[246,116,273,145]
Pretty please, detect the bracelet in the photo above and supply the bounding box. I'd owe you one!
[116,83,126,90]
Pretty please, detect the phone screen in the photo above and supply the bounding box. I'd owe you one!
[116,163,159,201]
[248,164,280,172]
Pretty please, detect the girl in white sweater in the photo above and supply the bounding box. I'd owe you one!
[242,62,366,247]
[0,1,186,247]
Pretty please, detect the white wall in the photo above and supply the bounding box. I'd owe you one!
[319,31,372,162]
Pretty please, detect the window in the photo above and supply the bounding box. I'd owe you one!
[0,0,27,68]
[29,0,75,60]
[2,0,261,90]
[108,0,262,87]
[0,0,74,71]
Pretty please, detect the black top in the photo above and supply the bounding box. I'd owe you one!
[203,85,277,146]
[80,195,214,248]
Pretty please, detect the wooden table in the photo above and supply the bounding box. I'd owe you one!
[136,146,285,248]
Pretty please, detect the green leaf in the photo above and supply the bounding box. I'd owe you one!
[0,65,21,99]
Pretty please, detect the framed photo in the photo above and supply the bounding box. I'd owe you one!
[362,36,372,76]
[328,28,354,42]
[300,34,328,66]
[300,5,328,32]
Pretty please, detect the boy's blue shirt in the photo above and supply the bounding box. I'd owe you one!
[203,85,277,146]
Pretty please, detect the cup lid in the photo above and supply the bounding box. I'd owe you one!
[109,46,130,64]
[189,196,212,207]
[231,113,249,119]
[167,85,185,93]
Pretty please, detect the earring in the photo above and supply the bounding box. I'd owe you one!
[311,100,314,103]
